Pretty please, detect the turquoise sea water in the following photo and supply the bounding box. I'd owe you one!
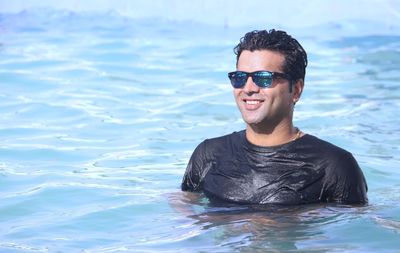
[1,9,400,252]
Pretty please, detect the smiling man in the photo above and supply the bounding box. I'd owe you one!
[181,29,368,205]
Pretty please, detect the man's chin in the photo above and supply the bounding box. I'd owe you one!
[242,116,264,126]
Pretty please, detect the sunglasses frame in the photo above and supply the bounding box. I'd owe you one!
[228,70,292,89]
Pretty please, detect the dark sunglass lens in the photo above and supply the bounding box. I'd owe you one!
[253,72,273,88]
[229,72,248,88]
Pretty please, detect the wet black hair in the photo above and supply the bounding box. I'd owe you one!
[234,29,308,82]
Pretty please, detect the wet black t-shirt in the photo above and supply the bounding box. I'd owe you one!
[181,131,368,205]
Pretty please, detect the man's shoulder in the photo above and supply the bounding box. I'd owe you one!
[303,134,359,175]
[182,132,244,192]
[303,134,352,157]
[204,130,244,145]
[194,130,244,157]
[304,135,368,204]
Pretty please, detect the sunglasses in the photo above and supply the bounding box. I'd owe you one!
[228,71,292,89]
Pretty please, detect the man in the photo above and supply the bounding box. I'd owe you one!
[181,29,368,205]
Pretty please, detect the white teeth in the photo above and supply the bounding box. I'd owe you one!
[246,100,260,105]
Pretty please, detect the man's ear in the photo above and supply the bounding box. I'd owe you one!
[293,79,304,104]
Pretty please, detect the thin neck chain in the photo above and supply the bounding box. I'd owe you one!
[292,128,302,141]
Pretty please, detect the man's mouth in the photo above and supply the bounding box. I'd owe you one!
[243,99,264,109]
[243,98,264,104]
[245,100,261,105]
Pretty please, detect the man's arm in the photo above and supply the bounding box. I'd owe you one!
[181,141,209,192]
[329,152,368,205]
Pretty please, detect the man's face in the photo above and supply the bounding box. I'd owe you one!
[234,50,295,127]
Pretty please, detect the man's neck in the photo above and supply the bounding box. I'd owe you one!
[245,122,298,147]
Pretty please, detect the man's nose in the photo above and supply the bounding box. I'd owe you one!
[243,76,260,94]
